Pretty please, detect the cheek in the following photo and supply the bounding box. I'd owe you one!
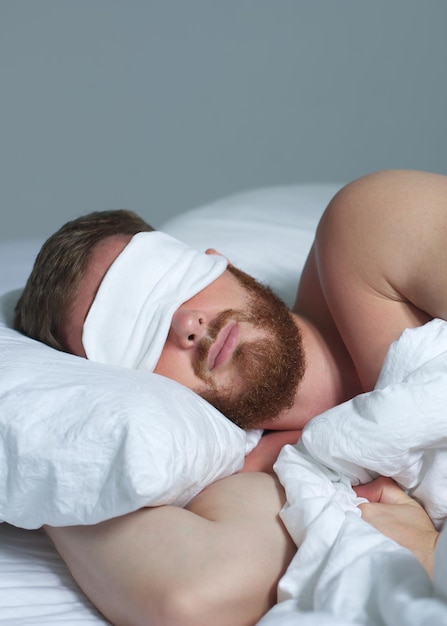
[154,343,198,391]
[153,343,179,378]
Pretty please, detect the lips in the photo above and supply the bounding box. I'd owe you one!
[207,322,240,370]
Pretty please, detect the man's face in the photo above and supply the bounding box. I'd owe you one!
[60,235,305,429]
[155,264,305,429]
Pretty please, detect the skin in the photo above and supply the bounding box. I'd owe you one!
[46,472,296,626]
[355,477,439,578]
[47,169,447,625]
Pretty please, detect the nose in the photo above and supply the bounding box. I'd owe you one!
[169,309,208,349]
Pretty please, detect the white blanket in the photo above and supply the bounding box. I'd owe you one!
[260,319,447,625]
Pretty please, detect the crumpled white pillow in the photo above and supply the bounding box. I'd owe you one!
[0,290,259,529]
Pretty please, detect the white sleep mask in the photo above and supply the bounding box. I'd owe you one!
[82,231,228,371]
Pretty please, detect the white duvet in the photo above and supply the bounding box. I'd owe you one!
[259,318,447,625]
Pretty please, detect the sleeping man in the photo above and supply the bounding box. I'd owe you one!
[15,169,446,625]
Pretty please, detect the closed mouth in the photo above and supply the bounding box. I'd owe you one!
[207,322,240,370]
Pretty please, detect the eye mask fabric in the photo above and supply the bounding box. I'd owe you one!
[83,231,228,371]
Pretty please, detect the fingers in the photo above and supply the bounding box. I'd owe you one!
[354,477,416,506]
[354,476,396,502]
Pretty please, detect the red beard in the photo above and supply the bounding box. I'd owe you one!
[192,265,305,429]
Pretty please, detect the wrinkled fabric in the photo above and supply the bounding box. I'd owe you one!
[261,319,447,625]
[83,231,227,372]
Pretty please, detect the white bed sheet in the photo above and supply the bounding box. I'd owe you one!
[0,524,108,625]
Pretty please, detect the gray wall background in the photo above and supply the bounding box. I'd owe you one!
[1,0,446,242]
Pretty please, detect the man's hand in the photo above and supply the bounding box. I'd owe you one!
[355,477,439,578]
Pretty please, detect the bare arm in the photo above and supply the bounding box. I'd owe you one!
[45,472,296,626]
[241,430,302,473]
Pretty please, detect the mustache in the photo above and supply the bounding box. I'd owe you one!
[192,309,247,381]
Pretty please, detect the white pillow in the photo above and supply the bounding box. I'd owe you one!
[0,291,258,529]
[0,183,340,530]
[161,184,340,307]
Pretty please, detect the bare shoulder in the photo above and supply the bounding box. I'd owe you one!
[321,169,447,225]
[315,169,447,389]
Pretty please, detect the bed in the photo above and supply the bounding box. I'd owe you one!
[1,183,447,625]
